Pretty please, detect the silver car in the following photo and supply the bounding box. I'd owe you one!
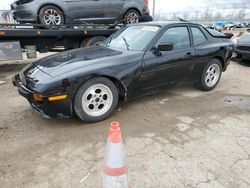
[11,0,147,25]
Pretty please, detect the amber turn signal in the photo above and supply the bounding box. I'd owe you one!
[33,93,43,101]
[48,95,67,101]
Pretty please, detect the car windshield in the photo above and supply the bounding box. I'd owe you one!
[102,25,160,51]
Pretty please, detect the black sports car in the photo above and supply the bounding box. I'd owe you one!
[13,22,233,122]
[235,31,250,60]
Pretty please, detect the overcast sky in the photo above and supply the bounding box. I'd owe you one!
[1,0,250,18]
[148,0,250,18]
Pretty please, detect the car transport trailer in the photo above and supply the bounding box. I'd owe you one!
[0,23,118,61]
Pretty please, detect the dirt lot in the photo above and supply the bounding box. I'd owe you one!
[0,61,250,188]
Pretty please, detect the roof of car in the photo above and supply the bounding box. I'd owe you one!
[135,21,202,27]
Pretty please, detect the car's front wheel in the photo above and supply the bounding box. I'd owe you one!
[199,59,222,91]
[74,77,119,122]
[39,5,65,25]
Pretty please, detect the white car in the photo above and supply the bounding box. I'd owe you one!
[225,22,235,29]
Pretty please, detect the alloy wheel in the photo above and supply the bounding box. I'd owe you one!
[43,9,62,25]
[205,64,220,87]
[81,84,113,117]
[126,12,139,24]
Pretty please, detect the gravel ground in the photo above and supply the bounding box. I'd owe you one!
[0,61,249,188]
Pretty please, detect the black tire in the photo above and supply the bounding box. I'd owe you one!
[80,36,107,48]
[124,9,140,24]
[39,5,65,25]
[198,59,222,91]
[74,77,119,123]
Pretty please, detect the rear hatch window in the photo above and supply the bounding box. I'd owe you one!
[206,28,226,37]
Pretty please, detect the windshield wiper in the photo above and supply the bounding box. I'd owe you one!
[106,35,113,47]
[122,36,129,51]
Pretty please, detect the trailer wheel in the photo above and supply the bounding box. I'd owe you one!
[39,5,65,25]
[80,36,107,48]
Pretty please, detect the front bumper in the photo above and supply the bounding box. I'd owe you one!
[12,74,73,118]
[11,2,38,23]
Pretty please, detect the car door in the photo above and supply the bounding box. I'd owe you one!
[142,26,195,90]
[101,0,125,19]
[190,26,210,67]
[65,0,104,20]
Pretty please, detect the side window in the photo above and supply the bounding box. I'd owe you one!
[157,27,190,50]
[191,27,207,46]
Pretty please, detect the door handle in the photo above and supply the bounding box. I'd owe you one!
[186,52,193,57]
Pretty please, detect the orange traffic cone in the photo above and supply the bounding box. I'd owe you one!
[102,122,129,188]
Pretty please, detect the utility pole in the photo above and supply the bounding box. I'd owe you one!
[152,0,156,19]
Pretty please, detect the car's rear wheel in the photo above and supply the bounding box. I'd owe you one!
[39,5,65,25]
[74,77,118,122]
[124,9,140,24]
[199,59,222,91]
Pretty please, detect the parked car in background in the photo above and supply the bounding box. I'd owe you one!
[234,22,242,28]
[12,22,234,122]
[235,22,249,28]
[11,0,147,25]
[212,21,225,31]
[235,31,250,61]
[225,22,236,29]
[244,22,250,28]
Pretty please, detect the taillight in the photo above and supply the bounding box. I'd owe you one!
[144,0,148,4]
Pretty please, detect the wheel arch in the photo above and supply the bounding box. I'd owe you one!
[213,56,225,70]
[104,75,128,101]
[123,7,141,18]
[74,75,128,102]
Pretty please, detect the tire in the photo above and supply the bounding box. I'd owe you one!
[80,36,107,48]
[74,77,119,123]
[198,59,222,91]
[124,9,140,24]
[39,5,65,25]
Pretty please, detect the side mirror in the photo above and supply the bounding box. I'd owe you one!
[158,42,173,52]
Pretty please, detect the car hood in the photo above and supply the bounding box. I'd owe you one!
[23,45,123,78]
